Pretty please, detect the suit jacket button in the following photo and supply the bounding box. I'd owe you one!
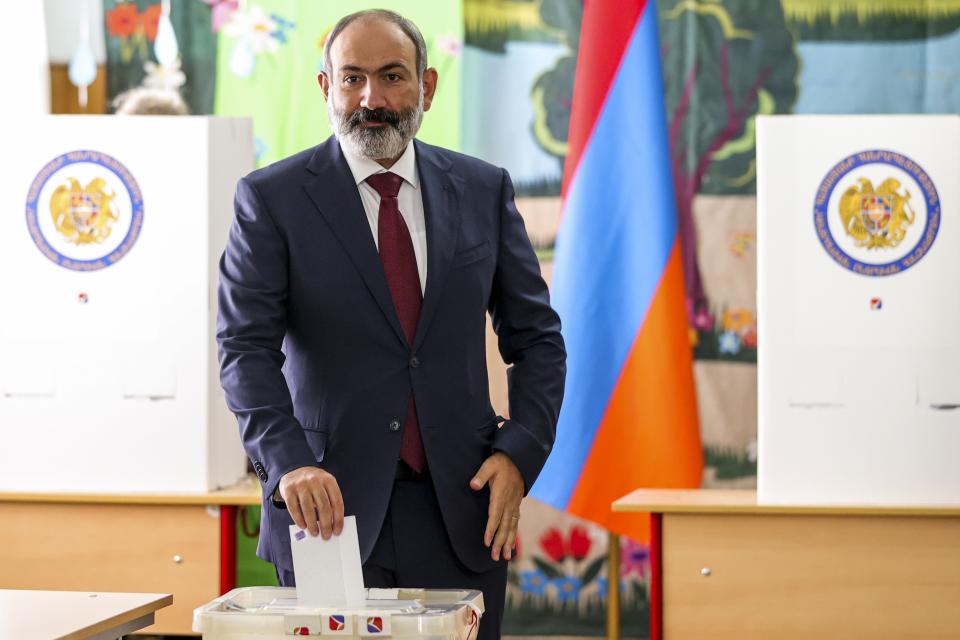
[258,471,268,482]
[409,356,420,368]
[388,419,401,432]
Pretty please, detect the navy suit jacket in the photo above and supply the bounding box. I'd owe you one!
[217,137,565,573]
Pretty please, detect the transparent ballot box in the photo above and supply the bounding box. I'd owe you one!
[194,587,484,639]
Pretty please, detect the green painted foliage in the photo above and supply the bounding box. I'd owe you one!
[788,14,960,41]
[659,0,799,196]
[703,445,757,480]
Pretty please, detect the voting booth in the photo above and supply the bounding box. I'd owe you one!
[757,115,960,505]
[0,116,253,493]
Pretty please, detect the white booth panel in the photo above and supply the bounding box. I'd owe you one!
[0,116,253,492]
[757,115,960,505]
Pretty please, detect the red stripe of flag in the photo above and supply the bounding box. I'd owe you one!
[562,0,648,199]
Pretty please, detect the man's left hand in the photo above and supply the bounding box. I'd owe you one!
[470,451,524,561]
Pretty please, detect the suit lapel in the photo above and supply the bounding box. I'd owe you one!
[412,141,464,353]
[302,138,408,347]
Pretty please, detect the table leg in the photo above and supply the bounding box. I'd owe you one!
[606,531,620,640]
[220,505,237,595]
[650,513,662,640]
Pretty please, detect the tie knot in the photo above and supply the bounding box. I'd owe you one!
[366,172,403,199]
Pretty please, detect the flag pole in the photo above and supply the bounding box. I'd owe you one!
[606,531,620,639]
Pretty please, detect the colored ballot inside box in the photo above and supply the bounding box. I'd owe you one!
[193,587,484,639]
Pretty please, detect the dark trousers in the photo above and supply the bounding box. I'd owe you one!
[276,472,508,640]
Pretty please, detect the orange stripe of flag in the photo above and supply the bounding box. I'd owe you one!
[566,242,702,542]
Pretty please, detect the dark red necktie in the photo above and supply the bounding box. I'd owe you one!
[366,172,426,473]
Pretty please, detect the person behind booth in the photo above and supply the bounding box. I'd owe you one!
[217,9,565,638]
[112,86,188,115]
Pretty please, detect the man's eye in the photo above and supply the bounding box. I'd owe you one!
[344,76,361,84]
[385,73,401,82]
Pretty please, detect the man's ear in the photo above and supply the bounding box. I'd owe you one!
[318,71,330,102]
[421,67,438,112]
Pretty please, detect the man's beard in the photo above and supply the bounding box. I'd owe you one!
[328,90,423,160]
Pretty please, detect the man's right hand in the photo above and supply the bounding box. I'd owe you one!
[278,466,344,539]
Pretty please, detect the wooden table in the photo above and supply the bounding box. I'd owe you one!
[0,478,261,635]
[0,590,172,640]
[613,489,960,640]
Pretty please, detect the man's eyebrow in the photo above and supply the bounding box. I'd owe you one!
[338,61,410,74]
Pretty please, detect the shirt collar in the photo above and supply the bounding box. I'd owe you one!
[340,139,419,190]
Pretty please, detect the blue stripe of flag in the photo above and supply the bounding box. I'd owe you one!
[532,4,679,507]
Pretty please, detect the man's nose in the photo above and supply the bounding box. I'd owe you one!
[361,80,387,110]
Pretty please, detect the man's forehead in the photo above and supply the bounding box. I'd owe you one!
[331,17,416,70]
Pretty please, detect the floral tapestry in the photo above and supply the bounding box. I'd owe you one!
[103,0,217,114]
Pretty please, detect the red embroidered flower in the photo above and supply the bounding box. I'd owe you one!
[568,525,591,560]
[139,4,162,42]
[539,527,566,562]
[106,3,138,38]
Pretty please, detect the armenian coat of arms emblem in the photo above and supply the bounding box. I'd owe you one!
[813,150,939,277]
[25,150,144,271]
[49,177,120,246]
[838,178,915,250]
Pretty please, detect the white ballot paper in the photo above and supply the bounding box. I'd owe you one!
[289,516,365,607]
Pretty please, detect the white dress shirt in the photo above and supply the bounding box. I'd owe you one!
[340,141,427,294]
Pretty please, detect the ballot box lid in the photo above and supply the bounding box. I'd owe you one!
[193,586,484,639]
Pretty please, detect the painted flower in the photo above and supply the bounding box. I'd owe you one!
[223,4,282,55]
[202,0,239,33]
[519,570,548,596]
[620,538,649,578]
[568,525,591,560]
[270,14,296,44]
[106,3,138,39]
[539,527,566,562]
[692,305,714,332]
[553,576,582,602]
[722,308,754,333]
[729,231,755,259]
[139,3,162,42]
[142,59,185,90]
[435,34,462,58]
[741,327,758,348]
[718,330,741,355]
[317,28,332,52]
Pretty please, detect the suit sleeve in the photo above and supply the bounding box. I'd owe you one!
[217,176,318,502]
[488,168,567,493]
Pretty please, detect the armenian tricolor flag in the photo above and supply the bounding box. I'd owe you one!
[531,0,703,541]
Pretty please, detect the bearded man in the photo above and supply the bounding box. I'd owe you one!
[217,10,565,638]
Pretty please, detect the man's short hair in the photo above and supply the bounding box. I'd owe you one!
[323,9,428,80]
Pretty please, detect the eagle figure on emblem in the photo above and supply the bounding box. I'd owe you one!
[838,177,915,250]
[49,177,120,245]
